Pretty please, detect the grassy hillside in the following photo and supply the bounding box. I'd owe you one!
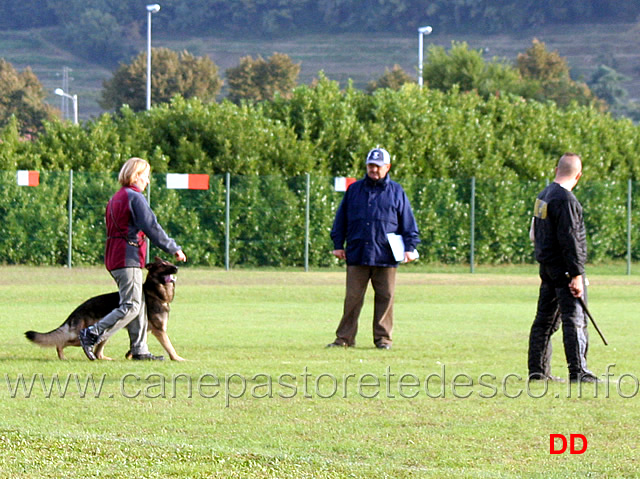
[2,23,640,121]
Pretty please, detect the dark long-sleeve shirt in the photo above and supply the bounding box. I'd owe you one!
[533,182,586,278]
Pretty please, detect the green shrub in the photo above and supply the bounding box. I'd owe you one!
[3,86,640,266]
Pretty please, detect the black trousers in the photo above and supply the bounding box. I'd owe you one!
[528,264,591,379]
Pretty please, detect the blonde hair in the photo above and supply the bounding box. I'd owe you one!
[118,157,150,186]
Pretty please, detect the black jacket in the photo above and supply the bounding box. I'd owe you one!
[532,182,586,278]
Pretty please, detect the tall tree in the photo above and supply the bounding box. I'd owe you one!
[100,48,223,112]
[589,65,629,106]
[62,8,136,65]
[0,59,57,136]
[516,38,603,110]
[588,64,640,121]
[226,53,301,104]
[422,41,531,99]
[366,65,415,93]
[516,38,569,83]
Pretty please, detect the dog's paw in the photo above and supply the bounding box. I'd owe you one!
[171,355,186,361]
[96,355,114,361]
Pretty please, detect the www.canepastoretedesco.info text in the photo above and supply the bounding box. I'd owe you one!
[3,364,635,406]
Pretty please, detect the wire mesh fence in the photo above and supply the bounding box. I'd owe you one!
[1,171,638,272]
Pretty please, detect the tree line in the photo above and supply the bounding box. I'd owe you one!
[3,0,639,34]
[4,38,638,137]
[2,76,639,181]
[1,1,640,66]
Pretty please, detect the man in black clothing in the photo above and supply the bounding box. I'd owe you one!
[528,153,599,383]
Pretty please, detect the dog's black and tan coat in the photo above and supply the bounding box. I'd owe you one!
[25,257,184,361]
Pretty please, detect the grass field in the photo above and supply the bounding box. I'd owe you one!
[1,265,639,477]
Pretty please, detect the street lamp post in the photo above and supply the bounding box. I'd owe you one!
[54,88,78,124]
[146,4,161,110]
[418,25,432,88]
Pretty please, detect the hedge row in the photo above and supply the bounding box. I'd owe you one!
[1,80,640,266]
[3,79,640,183]
[1,171,638,267]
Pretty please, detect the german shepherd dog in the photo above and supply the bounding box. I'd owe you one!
[25,257,184,361]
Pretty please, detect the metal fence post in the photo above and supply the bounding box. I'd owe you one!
[470,176,475,274]
[225,172,231,271]
[304,173,310,272]
[628,178,632,275]
[67,170,73,268]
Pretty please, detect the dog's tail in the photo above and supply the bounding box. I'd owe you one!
[25,324,75,348]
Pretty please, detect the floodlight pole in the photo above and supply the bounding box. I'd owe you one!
[146,4,161,110]
[54,88,78,124]
[418,25,432,88]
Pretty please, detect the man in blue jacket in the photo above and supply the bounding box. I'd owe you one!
[327,147,420,350]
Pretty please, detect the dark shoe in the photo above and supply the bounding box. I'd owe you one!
[376,343,391,350]
[570,373,602,384]
[79,328,98,361]
[529,373,565,383]
[132,353,165,361]
[326,342,349,348]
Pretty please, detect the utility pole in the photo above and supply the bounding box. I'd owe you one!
[60,67,72,120]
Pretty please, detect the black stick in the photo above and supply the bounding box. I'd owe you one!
[577,296,608,346]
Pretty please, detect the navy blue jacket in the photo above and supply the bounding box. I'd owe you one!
[331,174,420,267]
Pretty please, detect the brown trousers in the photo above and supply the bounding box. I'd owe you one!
[334,265,396,347]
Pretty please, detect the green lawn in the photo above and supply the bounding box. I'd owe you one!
[0,266,638,477]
